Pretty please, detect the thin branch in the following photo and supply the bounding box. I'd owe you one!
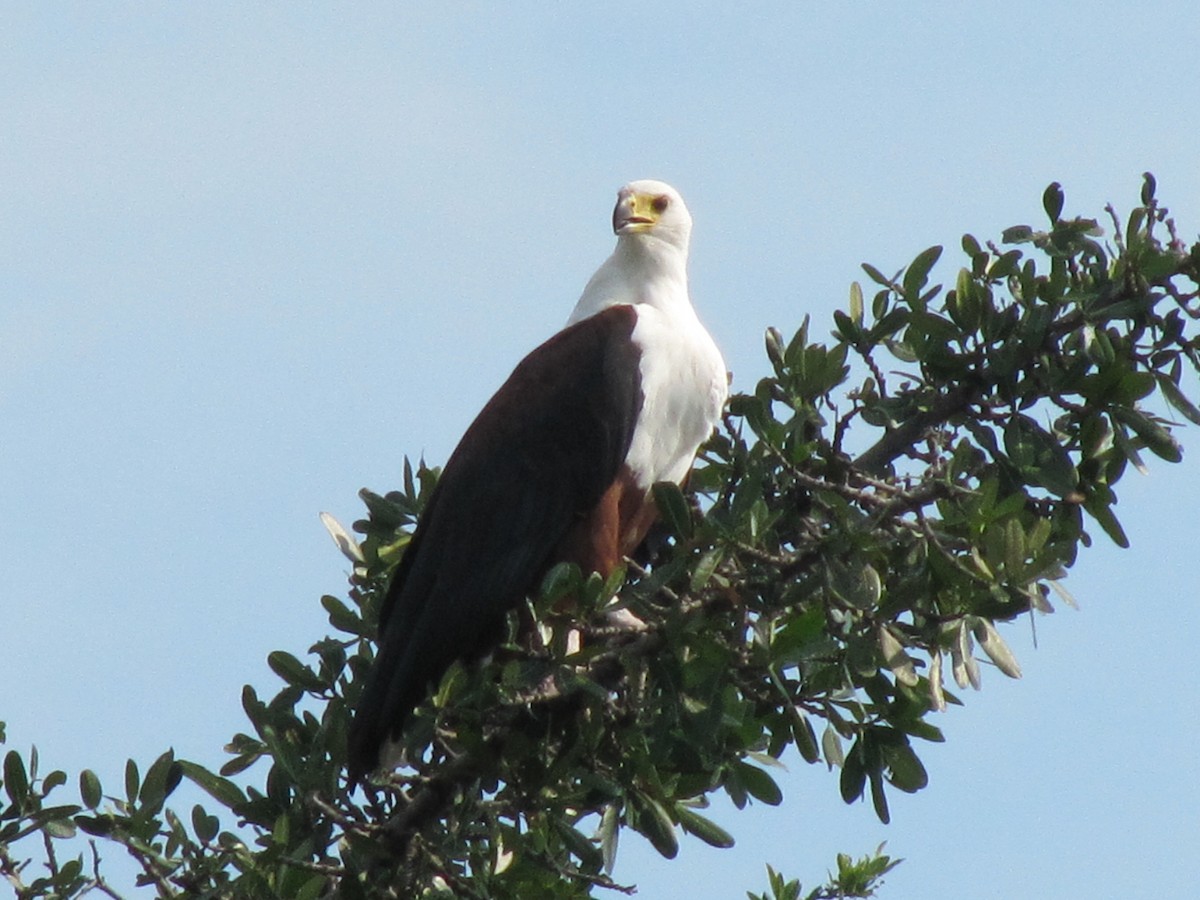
[853,382,979,473]
[279,855,345,878]
[529,849,636,895]
[0,843,30,896]
[86,842,124,900]
[122,843,177,900]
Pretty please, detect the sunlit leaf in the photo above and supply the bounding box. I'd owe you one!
[972,619,1023,679]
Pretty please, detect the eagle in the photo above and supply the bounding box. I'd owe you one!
[347,180,727,781]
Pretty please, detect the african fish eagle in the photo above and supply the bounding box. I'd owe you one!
[347,180,727,781]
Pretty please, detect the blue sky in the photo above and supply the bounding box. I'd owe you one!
[3,4,1198,897]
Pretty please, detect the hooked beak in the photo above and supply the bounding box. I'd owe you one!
[612,189,660,235]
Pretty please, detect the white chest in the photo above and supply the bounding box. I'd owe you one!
[625,305,727,488]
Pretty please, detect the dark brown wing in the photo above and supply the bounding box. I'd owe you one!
[347,304,642,780]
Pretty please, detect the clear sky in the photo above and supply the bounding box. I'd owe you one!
[3,4,1198,897]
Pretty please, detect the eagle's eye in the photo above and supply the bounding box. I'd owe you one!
[652,195,670,214]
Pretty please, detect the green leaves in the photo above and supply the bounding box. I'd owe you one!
[4,749,29,809]
[675,803,735,849]
[1003,415,1079,497]
[628,791,678,859]
[653,480,695,540]
[1158,372,1200,427]
[1043,181,1065,222]
[902,245,943,305]
[139,749,183,812]
[268,650,328,693]
[4,176,1197,899]
[1113,407,1183,463]
[178,760,246,810]
[731,760,784,807]
[79,769,102,809]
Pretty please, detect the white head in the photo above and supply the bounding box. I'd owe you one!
[569,179,694,323]
[611,179,692,257]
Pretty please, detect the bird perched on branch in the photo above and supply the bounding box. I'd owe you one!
[347,180,727,781]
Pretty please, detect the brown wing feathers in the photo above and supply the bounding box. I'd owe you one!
[347,305,643,780]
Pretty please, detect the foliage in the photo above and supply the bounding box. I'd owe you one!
[747,847,900,900]
[3,177,1198,898]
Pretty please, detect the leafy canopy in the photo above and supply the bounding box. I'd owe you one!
[2,176,1198,898]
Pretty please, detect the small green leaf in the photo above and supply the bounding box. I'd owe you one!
[321,595,363,635]
[1157,375,1200,426]
[43,810,79,840]
[839,740,867,804]
[60,858,83,882]
[599,803,620,875]
[319,511,364,563]
[1083,325,1116,366]
[295,875,328,900]
[1083,493,1129,548]
[689,547,724,592]
[829,562,882,609]
[178,760,247,810]
[878,627,918,687]
[539,561,582,603]
[928,652,946,712]
[675,803,736,849]
[556,820,603,869]
[822,724,845,770]
[140,749,182,809]
[1113,407,1182,463]
[1003,518,1026,576]
[192,804,220,843]
[74,814,115,837]
[1004,414,1078,496]
[765,327,786,372]
[987,249,1023,279]
[1141,171,1157,205]
[949,268,981,331]
[869,771,891,824]
[790,712,819,764]
[79,770,102,810]
[972,618,1023,679]
[902,246,943,302]
[124,758,139,805]
[652,481,694,540]
[951,623,981,689]
[1043,182,1064,222]
[735,761,783,806]
[849,281,864,325]
[881,741,928,793]
[219,752,262,778]
[631,792,678,859]
[833,309,860,343]
[3,750,29,807]
[861,262,894,288]
[268,651,327,693]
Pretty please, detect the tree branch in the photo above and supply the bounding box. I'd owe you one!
[852,382,979,473]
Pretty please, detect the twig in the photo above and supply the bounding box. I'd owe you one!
[279,855,345,878]
[530,849,637,894]
[87,842,124,900]
[0,843,29,896]
[853,382,978,473]
[122,843,177,899]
